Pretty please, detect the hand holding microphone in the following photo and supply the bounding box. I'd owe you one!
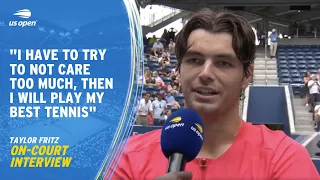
[155,108,204,179]
[153,171,193,180]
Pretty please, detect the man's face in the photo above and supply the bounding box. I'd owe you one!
[179,29,252,117]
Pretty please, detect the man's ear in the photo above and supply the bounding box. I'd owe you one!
[242,64,253,90]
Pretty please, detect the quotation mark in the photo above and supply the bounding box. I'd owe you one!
[10,49,17,55]
[89,106,96,113]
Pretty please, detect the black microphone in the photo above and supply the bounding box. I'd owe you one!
[160,108,204,173]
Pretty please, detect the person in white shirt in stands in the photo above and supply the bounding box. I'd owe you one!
[135,93,152,126]
[150,93,167,126]
[153,39,164,53]
[313,104,320,128]
[168,39,176,53]
[308,74,320,113]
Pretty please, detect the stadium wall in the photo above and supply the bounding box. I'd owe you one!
[279,38,320,45]
[246,86,291,135]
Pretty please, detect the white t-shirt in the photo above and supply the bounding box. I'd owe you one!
[315,105,320,115]
[137,98,152,116]
[308,80,320,94]
[153,42,163,50]
[154,76,163,83]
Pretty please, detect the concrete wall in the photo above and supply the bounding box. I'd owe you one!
[279,38,320,45]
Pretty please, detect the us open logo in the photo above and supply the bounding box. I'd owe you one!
[9,9,37,27]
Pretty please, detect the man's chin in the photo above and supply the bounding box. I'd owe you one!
[191,102,219,116]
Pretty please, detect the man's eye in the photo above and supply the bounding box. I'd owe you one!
[186,58,201,64]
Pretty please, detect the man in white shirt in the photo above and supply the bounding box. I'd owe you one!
[150,93,167,126]
[153,39,164,52]
[135,93,152,126]
[314,104,320,128]
[308,74,320,112]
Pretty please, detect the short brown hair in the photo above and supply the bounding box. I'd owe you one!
[175,8,256,74]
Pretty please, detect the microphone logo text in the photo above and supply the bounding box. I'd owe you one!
[164,123,184,130]
[191,126,203,141]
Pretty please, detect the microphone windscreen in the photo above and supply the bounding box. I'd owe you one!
[160,108,204,162]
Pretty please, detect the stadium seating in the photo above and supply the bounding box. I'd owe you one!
[277,45,320,95]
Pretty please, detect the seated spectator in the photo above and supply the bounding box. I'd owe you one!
[153,72,165,87]
[158,64,169,76]
[168,39,175,53]
[167,82,179,95]
[145,70,155,85]
[152,39,164,52]
[158,52,170,65]
[165,92,180,109]
[150,48,158,59]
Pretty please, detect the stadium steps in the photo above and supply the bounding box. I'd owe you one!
[253,58,279,86]
[293,98,315,134]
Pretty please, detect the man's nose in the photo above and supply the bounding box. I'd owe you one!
[198,60,214,82]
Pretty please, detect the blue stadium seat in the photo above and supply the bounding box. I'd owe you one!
[288,60,297,64]
[295,55,304,60]
[287,55,295,60]
[278,60,287,64]
[292,78,303,83]
[279,69,289,73]
[288,64,297,69]
[298,60,307,64]
[162,77,172,83]
[290,73,300,78]
[307,59,316,64]
[290,69,299,74]
[310,69,317,74]
[297,64,307,70]
[307,64,316,69]
[280,78,291,84]
[280,73,290,78]
[315,55,320,60]
[278,64,287,69]
[305,52,313,56]
[174,93,184,101]
[305,55,313,60]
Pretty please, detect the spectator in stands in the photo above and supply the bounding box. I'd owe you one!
[308,74,320,113]
[145,70,155,85]
[165,92,180,109]
[313,104,320,128]
[150,48,158,59]
[158,63,168,76]
[167,82,180,95]
[158,52,170,65]
[149,35,157,44]
[168,27,178,41]
[111,9,319,180]
[316,69,320,81]
[269,29,279,59]
[150,93,167,126]
[135,93,152,126]
[153,39,164,53]
[163,109,172,120]
[161,29,169,45]
[168,39,176,53]
[303,71,311,106]
[153,72,165,87]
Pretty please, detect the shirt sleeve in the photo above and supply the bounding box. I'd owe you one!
[108,148,134,180]
[270,136,319,180]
